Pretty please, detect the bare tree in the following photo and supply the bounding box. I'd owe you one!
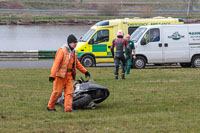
[186,0,197,16]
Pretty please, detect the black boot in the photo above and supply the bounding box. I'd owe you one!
[122,73,125,79]
[114,66,119,80]
[122,65,126,79]
[47,107,57,112]
[115,75,118,80]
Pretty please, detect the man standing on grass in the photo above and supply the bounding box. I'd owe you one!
[125,34,136,75]
[111,30,130,80]
[47,34,91,112]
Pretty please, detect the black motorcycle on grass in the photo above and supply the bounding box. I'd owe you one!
[56,78,110,110]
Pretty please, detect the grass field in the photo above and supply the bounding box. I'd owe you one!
[0,14,125,22]
[0,67,200,132]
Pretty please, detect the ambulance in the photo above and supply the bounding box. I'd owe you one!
[76,17,184,67]
[130,24,200,68]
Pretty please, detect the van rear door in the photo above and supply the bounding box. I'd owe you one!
[162,26,190,63]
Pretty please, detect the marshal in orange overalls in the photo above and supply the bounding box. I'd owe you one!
[47,46,87,112]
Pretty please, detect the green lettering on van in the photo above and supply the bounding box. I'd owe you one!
[92,44,107,52]
[128,23,148,27]
[189,32,200,35]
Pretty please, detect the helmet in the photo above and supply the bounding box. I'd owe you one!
[117,30,124,37]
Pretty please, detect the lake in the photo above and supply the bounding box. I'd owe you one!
[0,25,91,51]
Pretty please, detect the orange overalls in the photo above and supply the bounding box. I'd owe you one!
[47,46,87,112]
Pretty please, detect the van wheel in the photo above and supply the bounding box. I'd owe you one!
[81,55,94,67]
[192,56,200,68]
[180,63,191,68]
[133,56,146,69]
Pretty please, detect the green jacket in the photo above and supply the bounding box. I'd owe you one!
[125,40,135,58]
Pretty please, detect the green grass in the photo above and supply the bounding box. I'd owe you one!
[0,67,200,132]
[1,15,200,23]
[0,15,125,22]
[1,0,200,10]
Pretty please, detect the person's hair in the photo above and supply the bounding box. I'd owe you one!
[154,30,159,33]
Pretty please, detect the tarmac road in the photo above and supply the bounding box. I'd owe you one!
[0,61,114,68]
[0,61,179,69]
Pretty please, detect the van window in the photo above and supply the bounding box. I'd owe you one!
[128,27,138,35]
[141,28,160,45]
[150,28,160,42]
[142,30,150,45]
[131,27,146,43]
[81,29,95,42]
[91,30,109,44]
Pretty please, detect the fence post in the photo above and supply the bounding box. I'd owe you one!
[187,0,191,16]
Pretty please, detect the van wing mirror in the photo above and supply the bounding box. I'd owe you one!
[79,37,82,42]
[141,38,146,45]
[89,38,94,44]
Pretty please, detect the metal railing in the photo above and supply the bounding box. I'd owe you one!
[0,50,57,60]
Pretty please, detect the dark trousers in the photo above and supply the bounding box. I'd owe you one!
[114,55,126,76]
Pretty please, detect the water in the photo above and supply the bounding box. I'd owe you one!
[0,25,91,51]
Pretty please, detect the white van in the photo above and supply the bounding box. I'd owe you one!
[130,24,200,68]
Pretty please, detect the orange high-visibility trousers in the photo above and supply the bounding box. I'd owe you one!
[48,72,74,112]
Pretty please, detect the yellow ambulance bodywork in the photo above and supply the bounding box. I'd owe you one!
[76,17,184,67]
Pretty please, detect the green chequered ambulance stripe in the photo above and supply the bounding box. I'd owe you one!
[77,52,87,57]
[92,44,107,52]
[107,52,112,55]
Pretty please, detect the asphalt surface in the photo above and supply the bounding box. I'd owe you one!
[0,61,181,69]
[0,61,114,68]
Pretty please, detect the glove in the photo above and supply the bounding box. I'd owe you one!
[49,77,55,83]
[85,71,90,78]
